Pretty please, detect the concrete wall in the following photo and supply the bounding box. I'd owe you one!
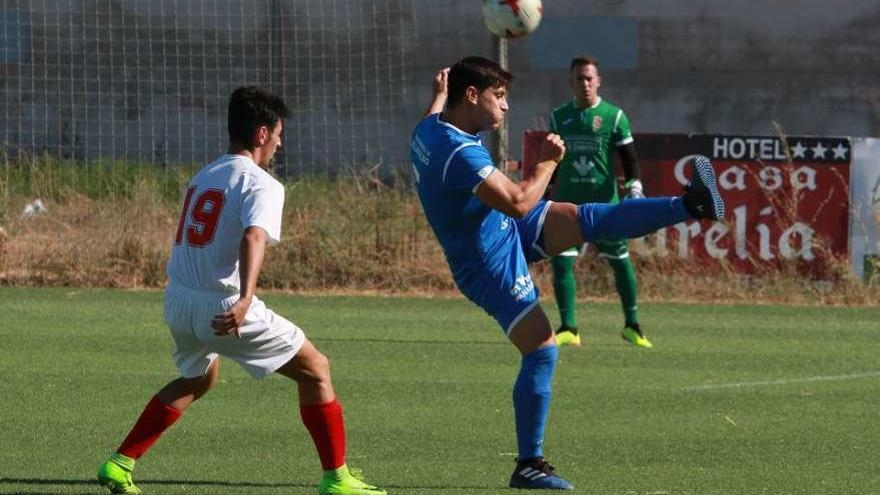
[1,1,878,172]
[406,0,880,163]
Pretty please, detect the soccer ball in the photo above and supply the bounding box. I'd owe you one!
[482,0,543,39]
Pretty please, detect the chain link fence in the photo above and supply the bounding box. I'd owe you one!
[0,0,417,175]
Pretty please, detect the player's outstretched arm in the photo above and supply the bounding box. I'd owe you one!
[475,133,565,218]
[211,226,268,336]
[422,67,449,117]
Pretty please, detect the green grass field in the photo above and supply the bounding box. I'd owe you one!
[1,288,878,495]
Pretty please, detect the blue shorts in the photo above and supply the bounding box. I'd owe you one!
[456,200,552,334]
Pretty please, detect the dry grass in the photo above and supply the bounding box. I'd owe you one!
[1,188,172,288]
[561,251,876,306]
[0,159,876,305]
[261,170,454,292]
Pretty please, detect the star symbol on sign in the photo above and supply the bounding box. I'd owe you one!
[832,142,848,160]
[790,141,807,158]
[811,141,827,159]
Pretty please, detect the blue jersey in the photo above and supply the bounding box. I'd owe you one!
[410,113,554,333]
[410,114,517,284]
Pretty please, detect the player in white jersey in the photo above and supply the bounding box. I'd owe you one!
[97,87,385,495]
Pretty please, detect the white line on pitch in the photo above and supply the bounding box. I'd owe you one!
[684,371,880,392]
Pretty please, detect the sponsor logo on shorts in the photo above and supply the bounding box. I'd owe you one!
[509,274,535,301]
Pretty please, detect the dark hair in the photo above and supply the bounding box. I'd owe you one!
[227,86,290,148]
[570,55,600,73]
[447,56,513,109]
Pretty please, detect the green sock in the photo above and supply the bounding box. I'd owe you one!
[608,257,638,327]
[551,255,577,330]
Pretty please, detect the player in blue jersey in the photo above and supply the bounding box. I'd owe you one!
[411,56,725,490]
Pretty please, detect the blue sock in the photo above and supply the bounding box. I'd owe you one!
[577,197,690,242]
[513,345,558,460]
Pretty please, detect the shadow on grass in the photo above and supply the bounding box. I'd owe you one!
[0,477,310,494]
[0,477,497,493]
[314,336,509,346]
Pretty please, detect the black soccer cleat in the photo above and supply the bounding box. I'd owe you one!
[509,457,575,490]
[682,155,725,221]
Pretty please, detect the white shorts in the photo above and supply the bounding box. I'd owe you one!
[163,284,305,379]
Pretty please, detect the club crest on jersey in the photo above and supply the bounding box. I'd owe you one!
[592,116,603,132]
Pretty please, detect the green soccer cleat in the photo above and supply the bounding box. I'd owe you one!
[318,465,386,495]
[97,453,142,494]
[621,325,653,348]
[555,327,581,347]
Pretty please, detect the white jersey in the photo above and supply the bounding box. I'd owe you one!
[166,154,284,294]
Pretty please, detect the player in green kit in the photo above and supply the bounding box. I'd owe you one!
[548,56,651,348]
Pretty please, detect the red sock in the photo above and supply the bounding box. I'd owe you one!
[117,396,182,459]
[300,399,347,470]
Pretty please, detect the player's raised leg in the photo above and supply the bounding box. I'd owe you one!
[97,360,221,494]
[541,155,725,257]
[506,307,575,490]
[275,339,386,495]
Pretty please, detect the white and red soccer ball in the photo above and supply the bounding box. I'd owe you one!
[482,0,544,38]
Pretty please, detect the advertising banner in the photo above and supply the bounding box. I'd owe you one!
[850,138,880,283]
[523,131,851,275]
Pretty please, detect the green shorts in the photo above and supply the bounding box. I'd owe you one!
[558,238,629,260]
[555,191,628,260]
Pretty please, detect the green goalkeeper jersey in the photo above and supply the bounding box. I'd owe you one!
[549,97,633,203]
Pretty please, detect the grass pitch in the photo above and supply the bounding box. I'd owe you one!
[1,287,878,495]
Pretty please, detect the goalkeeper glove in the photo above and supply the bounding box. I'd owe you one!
[624,179,644,200]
